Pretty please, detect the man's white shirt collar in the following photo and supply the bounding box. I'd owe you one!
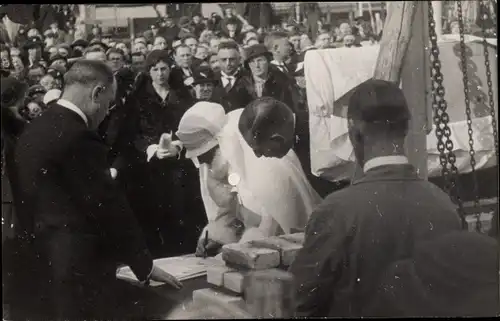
[221,71,237,87]
[57,99,89,127]
[363,155,409,172]
[271,60,284,66]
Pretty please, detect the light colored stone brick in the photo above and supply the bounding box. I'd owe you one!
[223,271,246,294]
[249,236,303,266]
[221,243,280,270]
[279,232,305,245]
[192,288,245,310]
[206,265,236,287]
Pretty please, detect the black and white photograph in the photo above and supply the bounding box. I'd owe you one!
[1,2,498,319]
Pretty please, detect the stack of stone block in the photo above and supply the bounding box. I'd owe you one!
[192,232,305,312]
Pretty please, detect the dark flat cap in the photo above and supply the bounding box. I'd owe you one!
[49,54,68,65]
[1,76,28,108]
[88,38,109,51]
[27,84,47,97]
[71,38,89,49]
[347,79,410,124]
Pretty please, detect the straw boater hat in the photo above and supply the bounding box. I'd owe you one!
[176,102,227,159]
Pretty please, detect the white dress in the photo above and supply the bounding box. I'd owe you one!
[198,109,322,243]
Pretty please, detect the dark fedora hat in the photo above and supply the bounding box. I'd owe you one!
[244,44,273,67]
[192,66,216,86]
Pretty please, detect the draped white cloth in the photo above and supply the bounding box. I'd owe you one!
[199,109,322,235]
[305,38,498,181]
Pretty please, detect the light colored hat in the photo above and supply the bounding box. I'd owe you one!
[176,102,227,159]
[43,89,62,105]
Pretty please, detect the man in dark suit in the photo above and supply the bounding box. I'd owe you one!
[168,44,195,99]
[289,79,463,317]
[10,60,182,320]
[211,40,253,113]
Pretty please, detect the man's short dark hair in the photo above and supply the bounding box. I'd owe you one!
[64,60,114,89]
[348,79,410,136]
[217,40,239,53]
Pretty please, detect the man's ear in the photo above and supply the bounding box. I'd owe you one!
[91,84,105,103]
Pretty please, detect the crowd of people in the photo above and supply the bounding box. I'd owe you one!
[1,4,498,321]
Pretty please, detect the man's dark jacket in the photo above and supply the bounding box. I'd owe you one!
[12,104,153,305]
[289,164,463,317]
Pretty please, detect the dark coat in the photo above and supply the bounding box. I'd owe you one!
[241,65,304,115]
[11,104,153,318]
[211,68,255,113]
[168,66,195,100]
[367,231,499,317]
[123,81,205,258]
[289,164,463,317]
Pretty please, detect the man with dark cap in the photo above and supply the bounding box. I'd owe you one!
[190,65,221,103]
[289,79,463,317]
[70,38,88,58]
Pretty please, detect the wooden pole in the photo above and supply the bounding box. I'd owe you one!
[401,1,431,179]
[373,2,417,82]
[372,1,430,179]
[243,269,295,318]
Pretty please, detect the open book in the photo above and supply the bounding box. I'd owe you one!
[116,255,222,287]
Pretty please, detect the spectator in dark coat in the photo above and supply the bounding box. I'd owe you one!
[289,79,463,317]
[211,41,253,113]
[122,50,205,258]
[168,44,195,100]
[207,13,223,32]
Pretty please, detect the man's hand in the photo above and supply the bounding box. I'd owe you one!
[150,265,183,289]
[195,236,222,257]
[110,168,118,179]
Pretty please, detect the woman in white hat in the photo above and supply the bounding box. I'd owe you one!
[176,98,321,256]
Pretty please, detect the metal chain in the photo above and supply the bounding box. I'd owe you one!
[457,1,481,232]
[479,0,499,159]
[427,1,467,229]
[480,0,499,235]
